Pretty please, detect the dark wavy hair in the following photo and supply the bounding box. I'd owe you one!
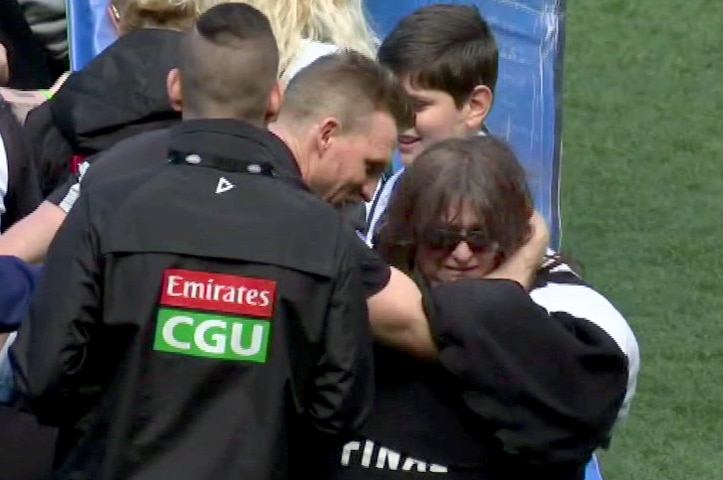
[377,135,533,273]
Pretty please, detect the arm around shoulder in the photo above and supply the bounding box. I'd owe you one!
[429,278,630,464]
[310,236,375,436]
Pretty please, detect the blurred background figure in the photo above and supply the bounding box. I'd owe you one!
[0,0,66,89]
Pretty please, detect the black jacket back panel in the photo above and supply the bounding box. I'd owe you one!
[10,121,374,480]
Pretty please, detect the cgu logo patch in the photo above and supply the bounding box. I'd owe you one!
[153,269,277,363]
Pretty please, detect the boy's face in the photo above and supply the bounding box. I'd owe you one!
[398,78,492,167]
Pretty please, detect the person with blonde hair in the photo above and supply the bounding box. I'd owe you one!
[108,0,199,34]
[211,0,378,83]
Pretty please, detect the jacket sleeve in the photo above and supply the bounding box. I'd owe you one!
[309,236,375,436]
[9,191,103,426]
[428,278,629,466]
[23,101,73,197]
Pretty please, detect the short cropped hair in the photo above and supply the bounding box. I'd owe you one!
[378,4,498,106]
[179,3,279,120]
[279,49,413,133]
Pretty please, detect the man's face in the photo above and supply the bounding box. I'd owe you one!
[397,78,475,167]
[310,111,397,207]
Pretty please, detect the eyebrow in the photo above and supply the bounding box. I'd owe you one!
[406,90,436,101]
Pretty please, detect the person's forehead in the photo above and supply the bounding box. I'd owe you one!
[364,111,398,150]
[442,201,481,225]
[400,76,449,99]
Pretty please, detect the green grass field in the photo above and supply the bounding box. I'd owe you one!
[562,0,723,478]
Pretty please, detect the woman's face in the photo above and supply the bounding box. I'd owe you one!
[415,201,500,287]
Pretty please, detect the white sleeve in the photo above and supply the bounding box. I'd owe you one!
[0,131,8,230]
[530,268,640,422]
[57,160,91,214]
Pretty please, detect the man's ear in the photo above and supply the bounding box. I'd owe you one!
[0,43,9,86]
[265,81,283,124]
[166,68,183,113]
[463,85,493,132]
[108,5,122,36]
[315,117,342,156]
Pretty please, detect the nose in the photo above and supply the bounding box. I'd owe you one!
[450,240,474,263]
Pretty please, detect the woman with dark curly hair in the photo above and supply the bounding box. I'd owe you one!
[334,135,639,480]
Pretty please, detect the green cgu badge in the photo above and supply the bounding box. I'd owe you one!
[153,269,277,363]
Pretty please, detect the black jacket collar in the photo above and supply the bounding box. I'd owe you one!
[168,119,305,186]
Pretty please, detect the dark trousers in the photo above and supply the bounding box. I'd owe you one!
[0,405,56,480]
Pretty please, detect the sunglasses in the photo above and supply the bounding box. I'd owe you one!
[421,226,494,252]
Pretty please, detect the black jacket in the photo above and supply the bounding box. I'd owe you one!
[10,119,375,480]
[333,270,629,480]
[23,28,182,197]
[0,95,42,231]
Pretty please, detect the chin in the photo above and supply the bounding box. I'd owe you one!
[400,150,421,167]
[441,269,484,284]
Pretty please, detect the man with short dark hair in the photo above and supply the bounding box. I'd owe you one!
[9,4,405,479]
[273,50,409,207]
[177,8,279,121]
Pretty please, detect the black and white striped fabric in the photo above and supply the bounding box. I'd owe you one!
[333,256,638,480]
[531,254,640,421]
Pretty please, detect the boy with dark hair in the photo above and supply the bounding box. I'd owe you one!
[365,4,499,244]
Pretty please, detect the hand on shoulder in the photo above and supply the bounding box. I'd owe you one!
[485,210,550,290]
